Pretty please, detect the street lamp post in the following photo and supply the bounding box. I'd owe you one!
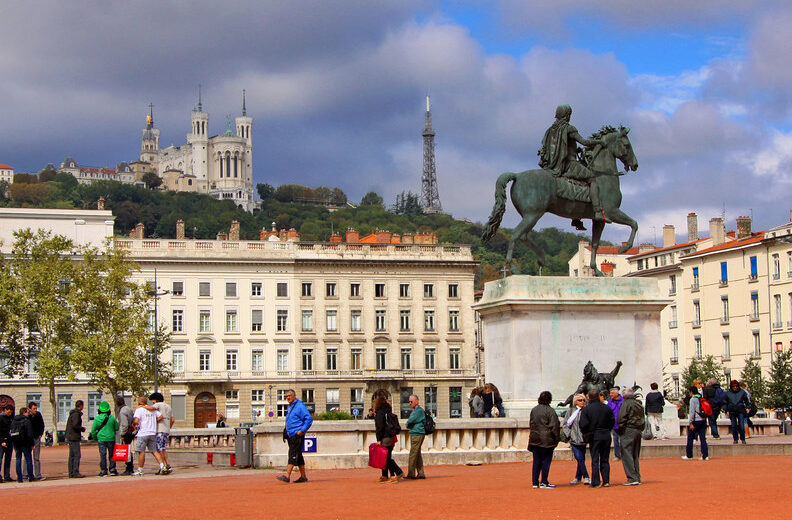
[147,268,170,392]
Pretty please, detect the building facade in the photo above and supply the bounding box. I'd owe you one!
[58,157,137,185]
[0,164,13,185]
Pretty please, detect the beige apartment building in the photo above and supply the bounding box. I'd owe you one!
[0,210,478,429]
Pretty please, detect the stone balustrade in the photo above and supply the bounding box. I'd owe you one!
[166,427,236,449]
[678,418,781,437]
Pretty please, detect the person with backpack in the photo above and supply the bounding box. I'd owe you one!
[404,394,427,480]
[724,379,751,445]
[373,396,404,483]
[90,401,119,477]
[682,386,709,460]
[10,407,35,483]
[275,389,312,483]
[702,378,725,439]
[0,405,14,482]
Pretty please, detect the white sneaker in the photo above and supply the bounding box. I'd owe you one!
[132,469,144,476]
[570,478,580,485]
[700,456,710,461]
[681,456,693,460]
[583,477,591,485]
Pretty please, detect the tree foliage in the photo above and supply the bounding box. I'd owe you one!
[142,171,162,189]
[766,350,792,410]
[740,356,767,407]
[360,191,384,208]
[391,191,422,215]
[681,355,724,392]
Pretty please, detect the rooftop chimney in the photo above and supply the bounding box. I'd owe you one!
[687,212,698,242]
[217,232,228,241]
[709,217,725,246]
[176,219,185,240]
[133,222,144,239]
[97,197,105,211]
[600,261,615,277]
[736,216,752,239]
[229,220,240,241]
[663,225,675,248]
[329,233,342,243]
[345,228,360,243]
[639,243,655,254]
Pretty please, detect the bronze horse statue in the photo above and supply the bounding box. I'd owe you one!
[482,126,639,276]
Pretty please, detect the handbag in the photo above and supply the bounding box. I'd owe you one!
[641,419,653,440]
[112,444,132,462]
[368,442,388,470]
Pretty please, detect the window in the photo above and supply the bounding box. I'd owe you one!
[172,281,184,296]
[376,347,387,370]
[226,350,237,371]
[199,310,211,332]
[424,386,438,417]
[448,283,459,298]
[225,309,238,332]
[302,389,315,413]
[199,281,211,297]
[301,309,313,332]
[326,309,338,331]
[424,283,434,298]
[694,337,702,359]
[721,296,729,323]
[671,338,678,363]
[251,350,263,371]
[301,348,313,371]
[637,259,644,271]
[172,350,184,372]
[26,353,38,374]
[87,392,102,420]
[424,309,435,331]
[669,275,676,295]
[753,331,761,358]
[251,389,265,402]
[400,309,410,331]
[673,375,680,397]
[401,347,412,369]
[277,309,288,332]
[251,282,262,297]
[375,283,385,298]
[326,282,336,297]
[277,349,289,371]
[277,282,288,297]
[351,388,364,415]
[326,348,337,370]
[449,347,461,370]
[147,310,156,332]
[720,262,728,285]
[172,309,184,332]
[57,393,72,423]
[425,347,436,369]
[26,393,42,408]
[226,282,237,298]
[449,310,460,332]
[693,300,701,327]
[751,291,760,320]
[302,282,312,297]
[750,256,758,280]
[400,387,413,419]
[251,309,263,332]
[326,388,340,412]
[351,348,362,370]
[774,294,783,328]
[375,309,386,331]
[350,283,360,297]
[225,403,239,419]
[723,333,731,360]
[350,309,361,331]
[669,306,678,328]
[773,254,781,280]
[692,267,699,290]
[399,283,410,298]
[450,387,463,418]
[199,351,211,371]
[226,390,239,402]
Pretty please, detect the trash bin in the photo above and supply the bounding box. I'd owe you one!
[234,427,254,468]
[784,421,792,435]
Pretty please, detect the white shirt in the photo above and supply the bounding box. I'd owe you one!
[154,402,173,434]
[133,407,161,437]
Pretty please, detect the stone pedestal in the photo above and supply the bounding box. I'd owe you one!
[473,276,672,417]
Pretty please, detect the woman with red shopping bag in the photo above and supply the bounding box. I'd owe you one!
[373,396,404,483]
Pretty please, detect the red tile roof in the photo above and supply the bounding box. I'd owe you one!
[585,246,640,255]
[0,164,13,169]
[683,232,765,258]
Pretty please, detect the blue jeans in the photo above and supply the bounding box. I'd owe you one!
[730,412,746,441]
[707,410,720,437]
[98,441,117,473]
[14,445,33,482]
[571,443,589,480]
[686,420,708,458]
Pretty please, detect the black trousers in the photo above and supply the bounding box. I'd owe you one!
[122,432,135,473]
[287,433,305,466]
[382,445,403,477]
[589,438,611,486]
[530,446,554,486]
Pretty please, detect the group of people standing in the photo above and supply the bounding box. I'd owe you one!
[0,403,45,483]
[468,383,505,418]
[527,387,647,489]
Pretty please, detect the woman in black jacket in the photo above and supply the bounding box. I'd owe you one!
[374,396,404,483]
[528,391,560,489]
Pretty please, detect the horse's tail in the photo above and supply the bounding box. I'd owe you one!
[482,171,518,243]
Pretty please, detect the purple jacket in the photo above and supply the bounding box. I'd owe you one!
[607,396,624,430]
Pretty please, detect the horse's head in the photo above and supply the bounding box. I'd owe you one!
[607,126,638,172]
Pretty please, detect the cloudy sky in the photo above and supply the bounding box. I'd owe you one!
[2,1,792,243]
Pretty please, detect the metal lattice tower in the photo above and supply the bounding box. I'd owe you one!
[420,95,442,213]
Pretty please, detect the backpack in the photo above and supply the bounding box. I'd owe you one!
[9,417,28,445]
[424,412,436,435]
[713,387,727,406]
[698,397,713,417]
[384,412,401,437]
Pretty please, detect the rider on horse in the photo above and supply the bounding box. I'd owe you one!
[538,104,604,230]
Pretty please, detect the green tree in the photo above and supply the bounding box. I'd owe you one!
[360,191,384,208]
[681,355,724,392]
[766,350,792,410]
[740,356,767,407]
[142,171,162,189]
[13,172,38,184]
[4,230,79,443]
[256,183,275,200]
[38,165,58,183]
[69,246,171,403]
[391,191,423,215]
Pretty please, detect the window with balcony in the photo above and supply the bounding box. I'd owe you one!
[326,282,337,297]
[722,333,731,360]
[400,309,411,331]
[449,347,461,370]
[448,283,459,298]
[301,309,313,332]
[301,348,313,371]
[172,350,184,372]
[692,267,699,290]
[326,309,338,332]
[375,283,385,298]
[424,309,435,332]
[251,282,262,297]
[668,306,678,328]
[721,296,729,324]
[351,348,361,370]
[251,350,263,371]
[671,338,678,364]
[172,309,184,332]
[301,282,312,297]
[749,256,758,281]
[773,254,781,280]
[326,348,337,370]
[719,261,728,286]
[350,283,360,297]
[226,350,237,371]
[401,347,412,369]
[225,309,238,332]
[199,281,211,297]
[276,309,288,332]
[199,350,212,371]
[225,282,237,298]
[375,310,386,331]
[350,309,361,331]
[276,282,288,297]
[449,309,460,331]
[251,309,263,332]
[376,347,387,370]
[199,310,211,332]
[424,283,434,298]
[399,283,410,298]
[424,347,436,370]
[751,291,760,320]
[172,281,184,296]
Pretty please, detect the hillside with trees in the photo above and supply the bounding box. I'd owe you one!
[1,174,594,288]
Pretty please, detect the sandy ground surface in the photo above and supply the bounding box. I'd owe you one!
[0,445,787,520]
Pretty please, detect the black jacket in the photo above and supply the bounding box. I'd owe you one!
[10,414,34,448]
[29,411,45,438]
[482,393,494,414]
[723,388,750,414]
[0,413,12,443]
[644,391,665,414]
[579,401,615,441]
[528,404,560,449]
[65,408,84,442]
[702,384,723,413]
[374,404,394,443]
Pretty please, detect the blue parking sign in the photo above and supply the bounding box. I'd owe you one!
[302,434,317,453]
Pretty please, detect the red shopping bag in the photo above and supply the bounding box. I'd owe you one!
[368,442,387,470]
[112,444,132,462]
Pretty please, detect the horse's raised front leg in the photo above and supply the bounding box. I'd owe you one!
[590,219,606,277]
[604,207,638,253]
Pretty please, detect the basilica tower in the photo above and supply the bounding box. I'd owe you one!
[188,85,209,183]
[140,103,160,166]
[234,89,253,186]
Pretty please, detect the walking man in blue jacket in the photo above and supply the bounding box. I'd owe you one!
[277,389,313,483]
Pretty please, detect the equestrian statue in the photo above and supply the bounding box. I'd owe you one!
[482,104,639,276]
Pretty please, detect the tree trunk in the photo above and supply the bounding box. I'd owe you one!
[47,379,58,446]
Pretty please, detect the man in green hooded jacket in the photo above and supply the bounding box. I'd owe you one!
[91,401,119,477]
